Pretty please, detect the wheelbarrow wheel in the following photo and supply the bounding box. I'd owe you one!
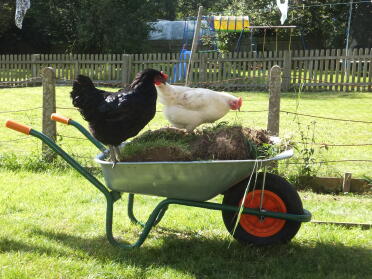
[222,173,303,246]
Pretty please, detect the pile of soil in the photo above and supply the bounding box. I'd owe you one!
[119,125,276,162]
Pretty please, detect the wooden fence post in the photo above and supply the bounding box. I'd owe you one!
[122,54,131,87]
[343,172,352,193]
[41,67,57,161]
[282,50,291,91]
[267,65,281,136]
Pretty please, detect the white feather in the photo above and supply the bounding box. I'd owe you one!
[156,83,240,130]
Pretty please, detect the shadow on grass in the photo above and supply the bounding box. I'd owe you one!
[1,226,370,279]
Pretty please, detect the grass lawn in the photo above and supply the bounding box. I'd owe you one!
[0,86,371,178]
[0,86,371,278]
[0,169,371,279]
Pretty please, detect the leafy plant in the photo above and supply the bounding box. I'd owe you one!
[0,152,70,172]
[296,121,317,176]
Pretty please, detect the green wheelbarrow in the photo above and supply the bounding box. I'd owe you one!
[5,114,311,248]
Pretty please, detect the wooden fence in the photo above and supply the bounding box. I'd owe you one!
[1,48,371,91]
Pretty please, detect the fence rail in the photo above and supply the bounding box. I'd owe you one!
[1,48,371,91]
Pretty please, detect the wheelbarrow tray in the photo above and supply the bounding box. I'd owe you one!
[95,148,294,201]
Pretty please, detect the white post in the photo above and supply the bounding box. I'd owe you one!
[185,6,203,86]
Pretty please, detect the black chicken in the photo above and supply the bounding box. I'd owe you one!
[70,69,168,163]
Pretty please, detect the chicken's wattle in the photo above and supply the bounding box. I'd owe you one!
[154,72,168,86]
[229,97,243,111]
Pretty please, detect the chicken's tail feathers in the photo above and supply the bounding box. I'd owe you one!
[70,75,103,121]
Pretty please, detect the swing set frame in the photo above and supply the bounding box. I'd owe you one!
[235,25,298,53]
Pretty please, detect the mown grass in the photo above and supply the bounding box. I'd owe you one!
[0,86,371,278]
[0,169,371,279]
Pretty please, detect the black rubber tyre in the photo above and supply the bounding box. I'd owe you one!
[222,173,303,246]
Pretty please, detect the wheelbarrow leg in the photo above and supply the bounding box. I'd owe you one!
[105,195,171,248]
[127,193,168,227]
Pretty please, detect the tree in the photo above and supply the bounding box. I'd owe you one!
[0,0,178,53]
[2,0,368,53]
[350,2,372,48]
[0,0,14,35]
[176,0,230,18]
[221,0,354,49]
[72,0,179,53]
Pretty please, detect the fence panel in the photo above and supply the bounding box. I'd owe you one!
[0,49,371,91]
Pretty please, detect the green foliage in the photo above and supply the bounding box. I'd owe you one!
[0,152,70,172]
[1,0,370,53]
[0,0,14,35]
[349,3,372,48]
[73,0,166,53]
[0,0,177,53]
[294,121,319,177]
[131,129,195,145]
[223,0,352,49]
[120,137,190,159]
[253,142,280,160]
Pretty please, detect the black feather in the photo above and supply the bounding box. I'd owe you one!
[70,69,163,146]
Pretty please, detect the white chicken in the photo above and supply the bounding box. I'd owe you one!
[155,82,243,131]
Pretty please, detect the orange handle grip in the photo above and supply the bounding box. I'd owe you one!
[51,113,71,125]
[5,120,32,135]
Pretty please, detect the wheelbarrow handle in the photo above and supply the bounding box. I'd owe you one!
[5,120,111,198]
[50,113,106,152]
[5,120,32,135]
[51,113,71,125]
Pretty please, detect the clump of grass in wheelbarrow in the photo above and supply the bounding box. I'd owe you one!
[113,122,286,162]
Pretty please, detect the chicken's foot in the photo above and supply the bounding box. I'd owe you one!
[108,145,119,168]
[113,145,123,161]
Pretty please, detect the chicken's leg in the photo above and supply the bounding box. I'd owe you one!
[113,145,122,161]
[108,145,119,168]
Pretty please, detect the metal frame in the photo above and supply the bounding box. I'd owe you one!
[18,119,311,248]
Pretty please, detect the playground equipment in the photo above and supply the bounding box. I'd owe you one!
[174,15,252,82]
[235,25,298,53]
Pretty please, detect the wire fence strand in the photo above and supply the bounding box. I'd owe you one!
[281,110,372,124]
[0,107,42,114]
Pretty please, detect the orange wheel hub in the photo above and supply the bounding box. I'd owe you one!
[239,190,287,237]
